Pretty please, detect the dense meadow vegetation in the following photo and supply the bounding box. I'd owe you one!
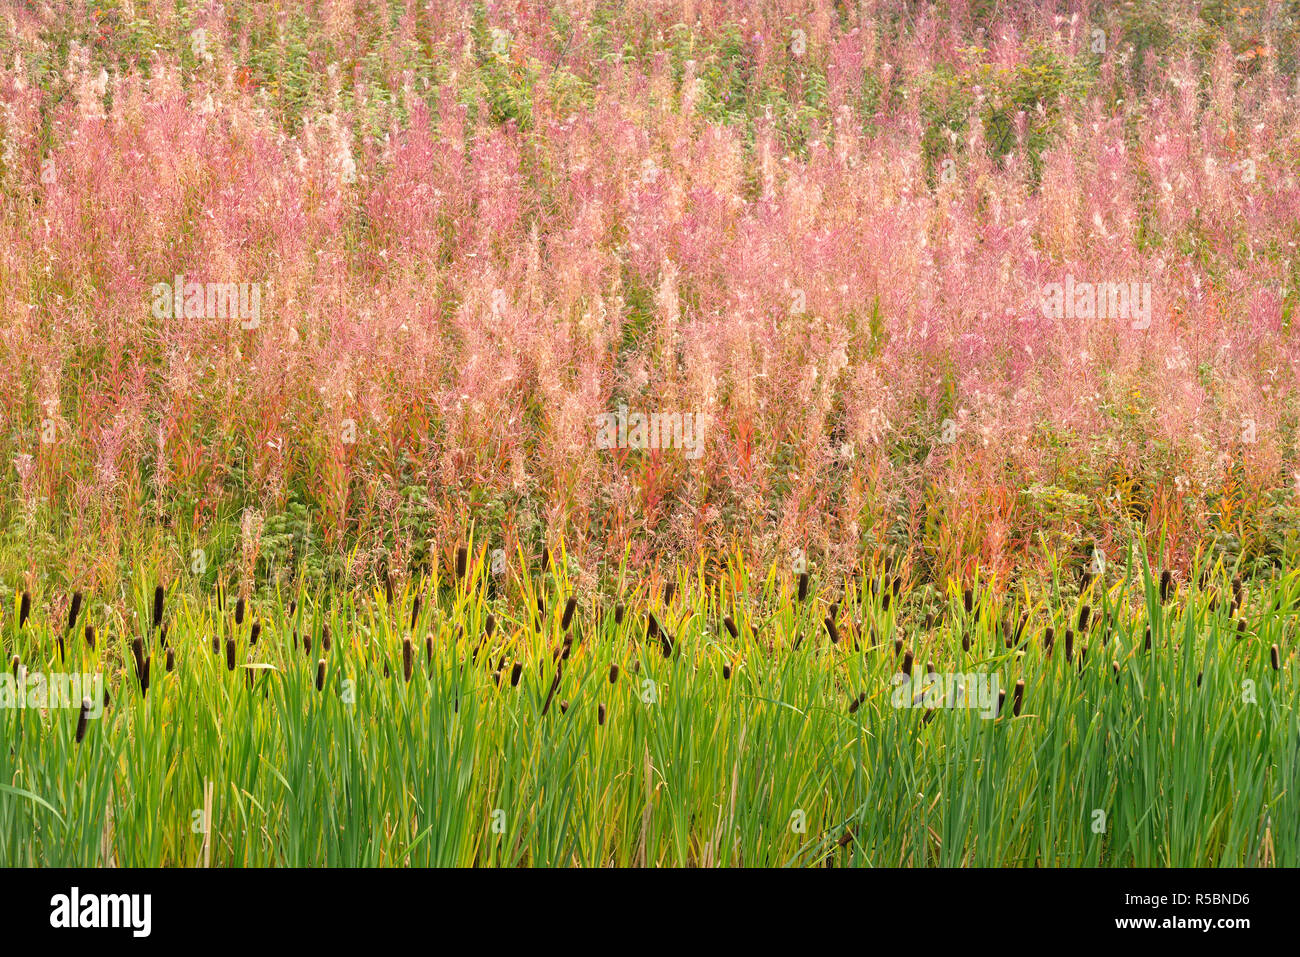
[2,1,1300,866]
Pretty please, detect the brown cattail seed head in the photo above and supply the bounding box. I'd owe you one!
[561,596,577,631]
[485,613,496,637]
[75,697,92,744]
[614,602,625,625]
[225,639,236,671]
[1271,644,1280,670]
[598,703,606,726]
[722,663,732,680]
[963,588,973,615]
[608,663,619,684]
[410,594,421,630]
[1064,629,1074,661]
[403,637,413,681]
[456,545,468,580]
[234,597,245,626]
[85,623,95,649]
[68,591,83,632]
[1144,626,1152,651]
[902,650,913,676]
[322,625,331,652]
[797,572,810,602]
[249,621,260,645]
[510,662,523,687]
[1159,570,1173,604]
[1078,605,1091,633]
[166,648,175,672]
[1012,679,1025,716]
[663,582,675,606]
[19,592,30,629]
[824,617,840,644]
[646,612,660,641]
[724,615,739,640]
[316,659,326,691]
[152,585,165,631]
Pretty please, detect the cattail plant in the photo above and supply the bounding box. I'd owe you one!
[403,637,413,681]
[722,662,732,680]
[249,621,260,646]
[1043,626,1055,657]
[1160,570,1173,604]
[1271,644,1281,670]
[139,656,151,696]
[663,582,675,606]
[153,585,165,631]
[225,638,236,672]
[1078,605,1090,633]
[608,663,619,684]
[824,617,840,644]
[322,625,331,652]
[75,697,92,744]
[18,591,30,629]
[541,661,563,716]
[166,648,175,673]
[561,596,577,631]
[410,593,421,630]
[647,611,660,642]
[1012,679,1025,716]
[67,591,83,633]
[614,602,625,626]
[511,662,523,687]
[797,572,810,602]
[456,545,468,581]
[963,587,973,615]
[235,597,245,627]
[723,615,739,640]
[85,623,95,650]
[316,659,326,691]
[597,703,606,726]
[1064,629,1074,662]
[902,650,913,677]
